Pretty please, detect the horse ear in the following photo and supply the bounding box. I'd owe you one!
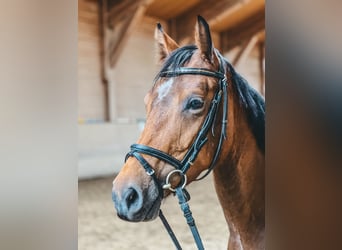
[195,15,214,63]
[155,23,179,63]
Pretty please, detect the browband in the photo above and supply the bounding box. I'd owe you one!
[159,67,225,79]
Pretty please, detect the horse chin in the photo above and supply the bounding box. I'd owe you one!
[142,198,161,221]
[129,199,161,222]
[117,197,161,223]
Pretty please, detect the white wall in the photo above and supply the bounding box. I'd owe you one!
[78,123,141,179]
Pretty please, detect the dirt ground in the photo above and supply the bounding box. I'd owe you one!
[78,175,229,250]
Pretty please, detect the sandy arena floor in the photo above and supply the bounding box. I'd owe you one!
[78,175,229,250]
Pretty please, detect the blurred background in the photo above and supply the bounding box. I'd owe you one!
[78,0,265,249]
[2,0,341,249]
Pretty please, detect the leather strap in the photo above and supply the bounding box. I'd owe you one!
[159,67,225,79]
[127,144,182,170]
[128,151,164,198]
[176,187,204,250]
[159,210,182,250]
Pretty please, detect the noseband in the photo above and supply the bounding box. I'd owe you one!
[125,57,228,250]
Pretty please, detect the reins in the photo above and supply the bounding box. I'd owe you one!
[125,57,228,249]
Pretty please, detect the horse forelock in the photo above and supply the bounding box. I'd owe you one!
[153,45,197,84]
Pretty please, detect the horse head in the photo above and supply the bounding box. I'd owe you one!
[112,16,226,222]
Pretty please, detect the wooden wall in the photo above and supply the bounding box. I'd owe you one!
[112,16,162,120]
[78,0,105,121]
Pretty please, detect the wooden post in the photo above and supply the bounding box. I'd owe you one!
[99,0,110,121]
[258,41,265,96]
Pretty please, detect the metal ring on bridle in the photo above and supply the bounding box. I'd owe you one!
[163,169,187,192]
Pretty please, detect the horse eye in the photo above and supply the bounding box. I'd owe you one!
[187,98,204,110]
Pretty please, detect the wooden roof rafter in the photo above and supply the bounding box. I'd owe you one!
[102,0,265,69]
[145,0,265,53]
[220,6,265,52]
[167,0,242,45]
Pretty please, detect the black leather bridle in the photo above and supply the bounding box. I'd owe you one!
[124,56,228,250]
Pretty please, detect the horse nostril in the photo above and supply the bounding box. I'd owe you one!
[125,187,140,210]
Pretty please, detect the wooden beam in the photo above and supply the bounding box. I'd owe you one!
[257,29,265,43]
[221,8,264,52]
[211,0,264,32]
[106,0,153,67]
[258,41,265,96]
[99,0,110,121]
[170,0,241,43]
[146,0,201,20]
[107,17,131,67]
[107,0,140,27]
[232,35,258,68]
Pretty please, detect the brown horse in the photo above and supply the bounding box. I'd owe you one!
[112,16,265,250]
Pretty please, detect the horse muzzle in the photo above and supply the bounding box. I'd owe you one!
[112,179,161,222]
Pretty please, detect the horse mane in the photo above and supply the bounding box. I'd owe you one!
[224,58,265,153]
[154,45,265,153]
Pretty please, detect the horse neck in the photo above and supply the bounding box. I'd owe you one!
[213,80,265,247]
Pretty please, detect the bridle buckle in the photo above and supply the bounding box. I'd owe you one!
[146,168,155,176]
